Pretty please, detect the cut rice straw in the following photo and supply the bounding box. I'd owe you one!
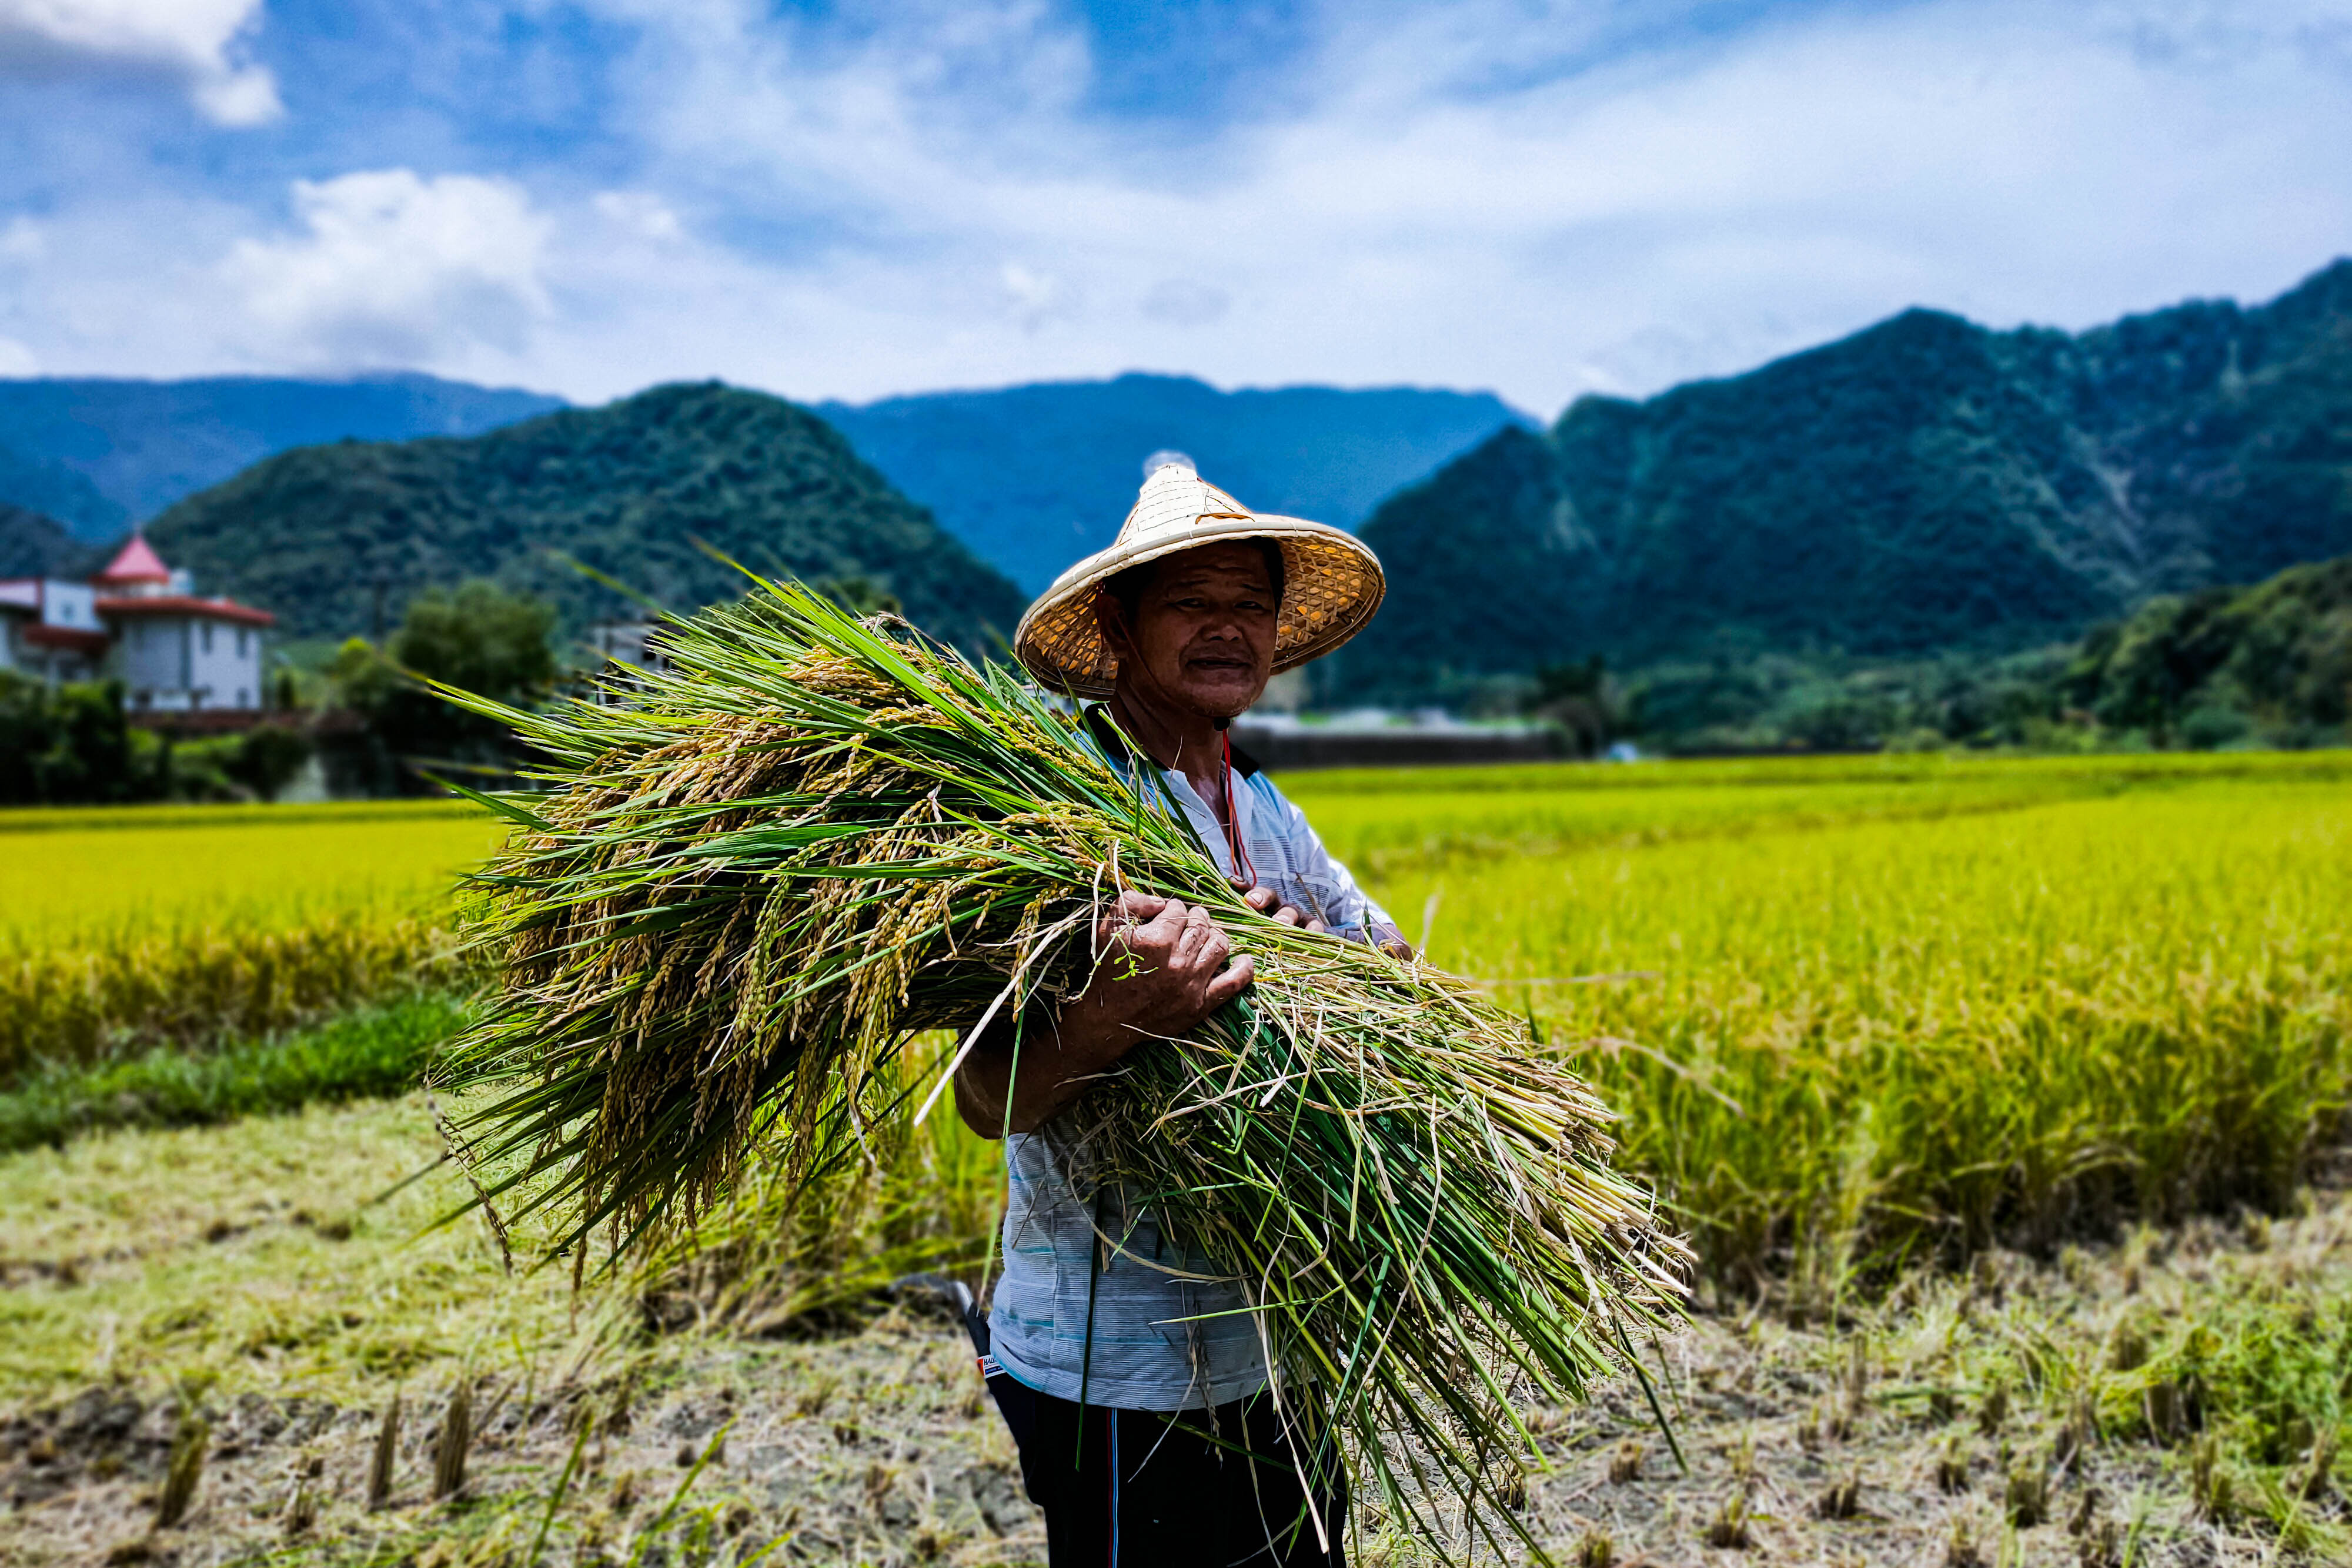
[430,574,1690,1559]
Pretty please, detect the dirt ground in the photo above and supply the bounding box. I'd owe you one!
[3,1101,2347,1566]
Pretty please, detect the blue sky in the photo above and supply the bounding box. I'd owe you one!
[1,1,2348,413]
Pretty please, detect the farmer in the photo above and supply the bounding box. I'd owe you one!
[954,457,1404,1566]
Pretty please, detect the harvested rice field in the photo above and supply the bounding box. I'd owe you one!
[4,1097,2346,1566]
[1,752,2347,1563]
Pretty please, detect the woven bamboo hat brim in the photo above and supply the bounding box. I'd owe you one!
[1013,462,1385,700]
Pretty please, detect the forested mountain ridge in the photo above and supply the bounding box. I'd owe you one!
[144,383,1027,650]
[0,373,564,540]
[0,369,1524,594]
[0,503,93,579]
[1327,259,2352,704]
[818,373,1528,593]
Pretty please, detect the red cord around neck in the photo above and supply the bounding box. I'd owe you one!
[1221,727,1255,887]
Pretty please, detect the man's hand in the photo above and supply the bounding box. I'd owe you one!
[1244,883,1414,959]
[953,892,1252,1137]
[1068,891,1257,1044]
[1240,884,1327,934]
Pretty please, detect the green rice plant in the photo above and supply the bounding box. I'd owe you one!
[0,804,500,1082]
[0,992,470,1151]
[435,579,1689,1557]
[1282,749,2352,879]
[0,800,498,943]
[0,912,470,1084]
[1875,1216,2352,1559]
[1379,779,2352,1288]
[1285,748,2352,800]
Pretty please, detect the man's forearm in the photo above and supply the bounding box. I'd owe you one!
[953,1003,1125,1138]
[952,892,1255,1137]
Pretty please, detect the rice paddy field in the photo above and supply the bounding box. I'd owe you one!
[2,750,2348,1565]
[0,803,503,1083]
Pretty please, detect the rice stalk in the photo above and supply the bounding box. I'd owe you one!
[434,576,1688,1556]
[0,914,467,1084]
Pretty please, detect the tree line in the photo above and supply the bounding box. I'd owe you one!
[1530,554,2352,757]
[8,551,2344,804]
[0,582,557,807]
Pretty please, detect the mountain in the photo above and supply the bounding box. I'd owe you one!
[0,503,95,579]
[817,373,1528,593]
[0,373,566,539]
[2064,552,2352,744]
[0,442,121,539]
[1327,259,2352,704]
[1618,549,2352,754]
[145,382,1028,650]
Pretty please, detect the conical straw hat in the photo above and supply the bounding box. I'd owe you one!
[1013,459,1385,699]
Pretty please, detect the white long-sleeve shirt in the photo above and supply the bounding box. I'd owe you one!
[987,726,1396,1411]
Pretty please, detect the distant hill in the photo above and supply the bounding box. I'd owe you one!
[818,373,1528,593]
[0,373,566,539]
[0,503,94,579]
[1327,259,2352,704]
[0,442,120,539]
[1618,549,2352,754]
[145,383,1027,650]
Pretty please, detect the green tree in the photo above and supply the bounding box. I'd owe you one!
[0,675,167,805]
[334,580,557,779]
[1528,656,1619,757]
[169,725,316,801]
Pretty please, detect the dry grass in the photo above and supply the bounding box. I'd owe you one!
[0,1094,1038,1567]
[4,1096,2346,1566]
[0,1095,597,1409]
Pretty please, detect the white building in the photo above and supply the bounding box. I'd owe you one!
[584,617,673,701]
[0,576,109,684]
[0,535,276,713]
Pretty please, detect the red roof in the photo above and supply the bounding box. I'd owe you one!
[95,533,172,585]
[21,624,111,655]
[96,594,275,628]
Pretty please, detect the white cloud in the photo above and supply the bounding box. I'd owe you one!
[1141,280,1232,329]
[1000,263,1080,332]
[0,0,279,125]
[519,0,2352,409]
[3,1,2350,412]
[592,190,683,243]
[222,170,553,368]
[0,336,38,375]
[0,216,42,262]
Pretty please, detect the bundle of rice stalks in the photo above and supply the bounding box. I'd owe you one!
[436,577,1688,1555]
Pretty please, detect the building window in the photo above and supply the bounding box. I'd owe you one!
[201,622,213,654]
[236,627,248,657]
[236,688,249,708]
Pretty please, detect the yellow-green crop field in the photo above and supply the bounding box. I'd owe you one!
[5,751,2348,1294]
[1288,754,2352,1295]
[4,753,2350,1563]
[1,801,505,1080]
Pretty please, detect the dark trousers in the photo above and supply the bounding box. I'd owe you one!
[988,1375,1347,1568]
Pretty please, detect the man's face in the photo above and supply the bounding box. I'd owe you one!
[1098,541,1279,719]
